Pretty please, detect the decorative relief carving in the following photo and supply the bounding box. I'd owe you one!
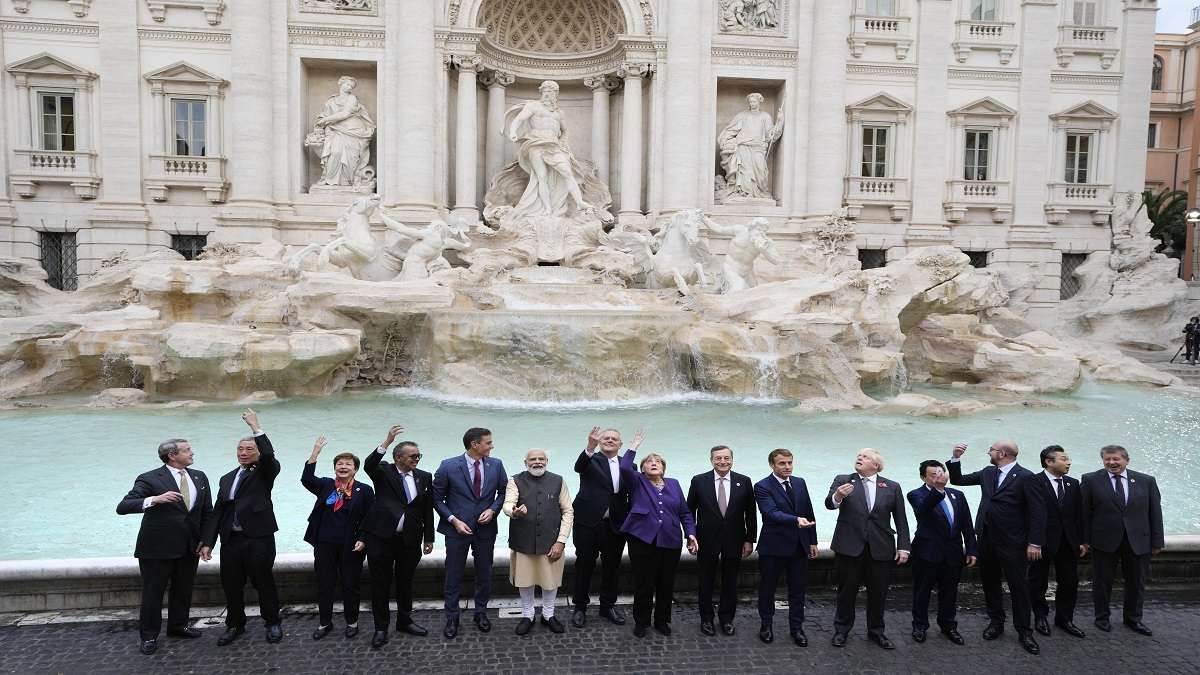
[0,19,98,36]
[145,1,225,26]
[287,24,385,48]
[480,0,626,54]
[478,70,516,88]
[448,0,461,25]
[846,63,918,79]
[718,0,785,34]
[1050,73,1122,88]
[947,68,1020,83]
[11,0,92,17]
[138,27,230,42]
[298,0,377,16]
[710,46,796,66]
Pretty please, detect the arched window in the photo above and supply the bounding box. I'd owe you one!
[1152,55,1164,91]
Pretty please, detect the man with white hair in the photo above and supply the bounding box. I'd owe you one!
[825,448,910,650]
[503,449,574,635]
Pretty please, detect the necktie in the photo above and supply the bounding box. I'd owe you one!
[940,494,954,525]
[1055,478,1064,502]
[473,460,482,498]
[230,467,246,499]
[863,477,874,511]
[782,479,794,508]
[402,472,414,502]
[996,469,1005,490]
[178,470,191,510]
[717,476,728,516]
[1113,474,1126,507]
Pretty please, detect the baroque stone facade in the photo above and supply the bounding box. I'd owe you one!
[0,0,1159,325]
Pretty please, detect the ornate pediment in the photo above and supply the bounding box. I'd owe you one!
[144,61,226,86]
[1050,100,1118,121]
[948,96,1017,120]
[5,52,97,81]
[848,92,913,114]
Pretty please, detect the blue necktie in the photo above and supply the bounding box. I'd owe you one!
[940,495,954,526]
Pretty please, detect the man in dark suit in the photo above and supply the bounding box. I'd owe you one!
[200,409,283,646]
[1081,445,1164,636]
[907,460,976,646]
[117,438,213,655]
[1025,445,1086,638]
[949,440,1045,655]
[432,427,507,639]
[753,448,818,647]
[825,449,911,650]
[686,445,757,636]
[360,425,435,648]
[570,426,633,627]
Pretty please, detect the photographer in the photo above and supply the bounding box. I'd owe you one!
[1184,316,1199,365]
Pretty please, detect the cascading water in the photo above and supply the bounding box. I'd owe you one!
[889,357,909,398]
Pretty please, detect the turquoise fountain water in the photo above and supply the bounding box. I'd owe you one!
[1,382,1195,560]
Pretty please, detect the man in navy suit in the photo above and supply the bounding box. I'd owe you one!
[949,440,1045,655]
[753,448,818,647]
[907,460,976,646]
[1025,445,1086,639]
[432,427,507,639]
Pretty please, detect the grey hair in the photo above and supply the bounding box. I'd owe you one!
[239,436,256,444]
[1100,444,1130,460]
[158,438,188,463]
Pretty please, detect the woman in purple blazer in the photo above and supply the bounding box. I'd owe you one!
[618,437,698,637]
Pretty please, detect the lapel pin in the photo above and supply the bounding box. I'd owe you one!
[1130,478,1136,484]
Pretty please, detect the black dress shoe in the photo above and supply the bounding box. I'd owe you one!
[1019,631,1040,655]
[759,624,774,644]
[721,623,735,636]
[653,621,672,636]
[831,632,848,648]
[869,632,895,650]
[216,626,244,646]
[792,630,807,647]
[700,621,716,636]
[1124,620,1153,636]
[167,627,201,639]
[541,616,565,634]
[599,606,626,625]
[474,613,492,633]
[515,618,533,635]
[941,628,965,645]
[1035,616,1051,636]
[345,624,359,638]
[266,624,283,643]
[399,622,428,637]
[312,625,333,640]
[633,623,648,638]
[571,608,586,628]
[982,623,1004,640]
[1094,618,1112,632]
[139,638,157,655]
[912,628,927,643]
[1055,621,1085,638]
[371,630,388,648]
[443,619,460,639]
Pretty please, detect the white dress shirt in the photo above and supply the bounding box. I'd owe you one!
[143,467,196,511]
[1110,470,1130,505]
[832,474,876,509]
[395,467,417,532]
[995,462,1016,489]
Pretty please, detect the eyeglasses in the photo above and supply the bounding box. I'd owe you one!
[396,453,422,460]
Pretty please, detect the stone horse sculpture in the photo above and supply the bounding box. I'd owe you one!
[644,209,712,296]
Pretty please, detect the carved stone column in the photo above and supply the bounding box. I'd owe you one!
[451,55,482,219]
[228,0,274,206]
[95,0,144,205]
[389,0,438,212]
[584,74,617,185]
[805,0,849,215]
[618,63,652,220]
[479,69,514,191]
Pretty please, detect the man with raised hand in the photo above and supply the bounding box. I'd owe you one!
[570,426,633,628]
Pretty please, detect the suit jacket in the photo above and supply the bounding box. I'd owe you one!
[300,461,376,547]
[572,448,632,528]
[686,470,757,554]
[432,453,507,540]
[116,464,213,559]
[1080,468,1165,556]
[617,451,695,548]
[202,433,281,546]
[360,448,435,546]
[948,460,1045,552]
[1024,471,1083,556]
[824,473,911,560]
[907,485,977,565]
[754,474,817,557]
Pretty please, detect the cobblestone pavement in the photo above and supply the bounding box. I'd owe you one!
[2,587,1198,675]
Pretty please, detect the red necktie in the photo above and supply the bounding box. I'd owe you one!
[473,460,482,498]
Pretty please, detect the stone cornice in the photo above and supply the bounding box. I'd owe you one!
[288,23,385,49]
[711,45,797,66]
[846,63,918,79]
[138,27,230,43]
[444,32,661,80]
[947,68,1020,82]
[0,19,98,37]
[1050,72,1122,87]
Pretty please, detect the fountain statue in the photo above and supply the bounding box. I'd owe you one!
[716,93,784,204]
[704,216,781,292]
[305,75,377,193]
[644,209,713,296]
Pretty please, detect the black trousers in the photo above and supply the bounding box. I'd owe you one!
[757,553,808,633]
[1028,535,1079,623]
[313,540,366,627]
[627,536,681,627]
[219,532,280,628]
[365,533,422,630]
[1092,535,1149,623]
[978,537,1031,632]
[910,556,962,631]
[833,552,893,633]
[138,556,199,640]
[697,542,743,623]
[572,518,626,610]
[1186,338,1199,362]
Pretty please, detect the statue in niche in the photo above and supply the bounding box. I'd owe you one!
[719,0,780,32]
[705,216,782,292]
[505,80,593,220]
[716,93,784,203]
[305,75,376,191]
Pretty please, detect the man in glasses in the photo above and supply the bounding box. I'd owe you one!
[360,425,436,648]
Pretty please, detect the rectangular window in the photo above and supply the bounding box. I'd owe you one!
[171,234,208,261]
[172,99,206,157]
[861,126,889,178]
[39,232,78,291]
[965,250,990,268]
[39,92,75,152]
[858,248,887,270]
[1073,1,1098,26]
[963,129,992,181]
[1147,123,1158,149]
[865,0,896,16]
[971,0,998,21]
[1060,253,1087,299]
[1064,133,1092,183]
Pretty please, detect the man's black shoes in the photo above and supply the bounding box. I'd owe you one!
[700,621,716,636]
[633,623,648,638]
[1019,631,1040,655]
[345,624,359,638]
[792,629,807,647]
[831,632,848,647]
[721,622,735,636]
[869,631,895,650]
[653,621,672,636]
[167,627,201,639]
[1035,616,1052,637]
[599,606,626,625]
[571,608,586,628]
[266,624,283,643]
[474,613,492,633]
[1056,621,1085,638]
[912,628,927,643]
[942,628,965,645]
[541,615,565,633]
[515,618,533,635]
[399,622,428,636]
[371,630,388,648]
[1125,620,1153,636]
[982,623,1004,640]
[1094,618,1112,632]
[216,626,244,646]
[139,638,157,655]
[311,624,332,640]
[443,618,460,639]
[758,624,773,644]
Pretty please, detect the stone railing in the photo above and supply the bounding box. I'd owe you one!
[848,13,912,59]
[1056,24,1119,69]
[9,148,100,199]
[145,153,227,203]
[1046,181,1114,224]
[944,179,1012,223]
[952,20,1017,64]
[844,176,910,221]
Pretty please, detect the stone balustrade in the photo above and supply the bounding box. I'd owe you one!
[847,13,912,59]
[944,179,1012,223]
[145,153,228,203]
[1056,24,1119,69]
[9,148,100,199]
[1045,181,1114,224]
[952,20,1017,64]
[843,176,910,222]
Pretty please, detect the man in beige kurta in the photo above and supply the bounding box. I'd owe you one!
[504,449,574,634]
